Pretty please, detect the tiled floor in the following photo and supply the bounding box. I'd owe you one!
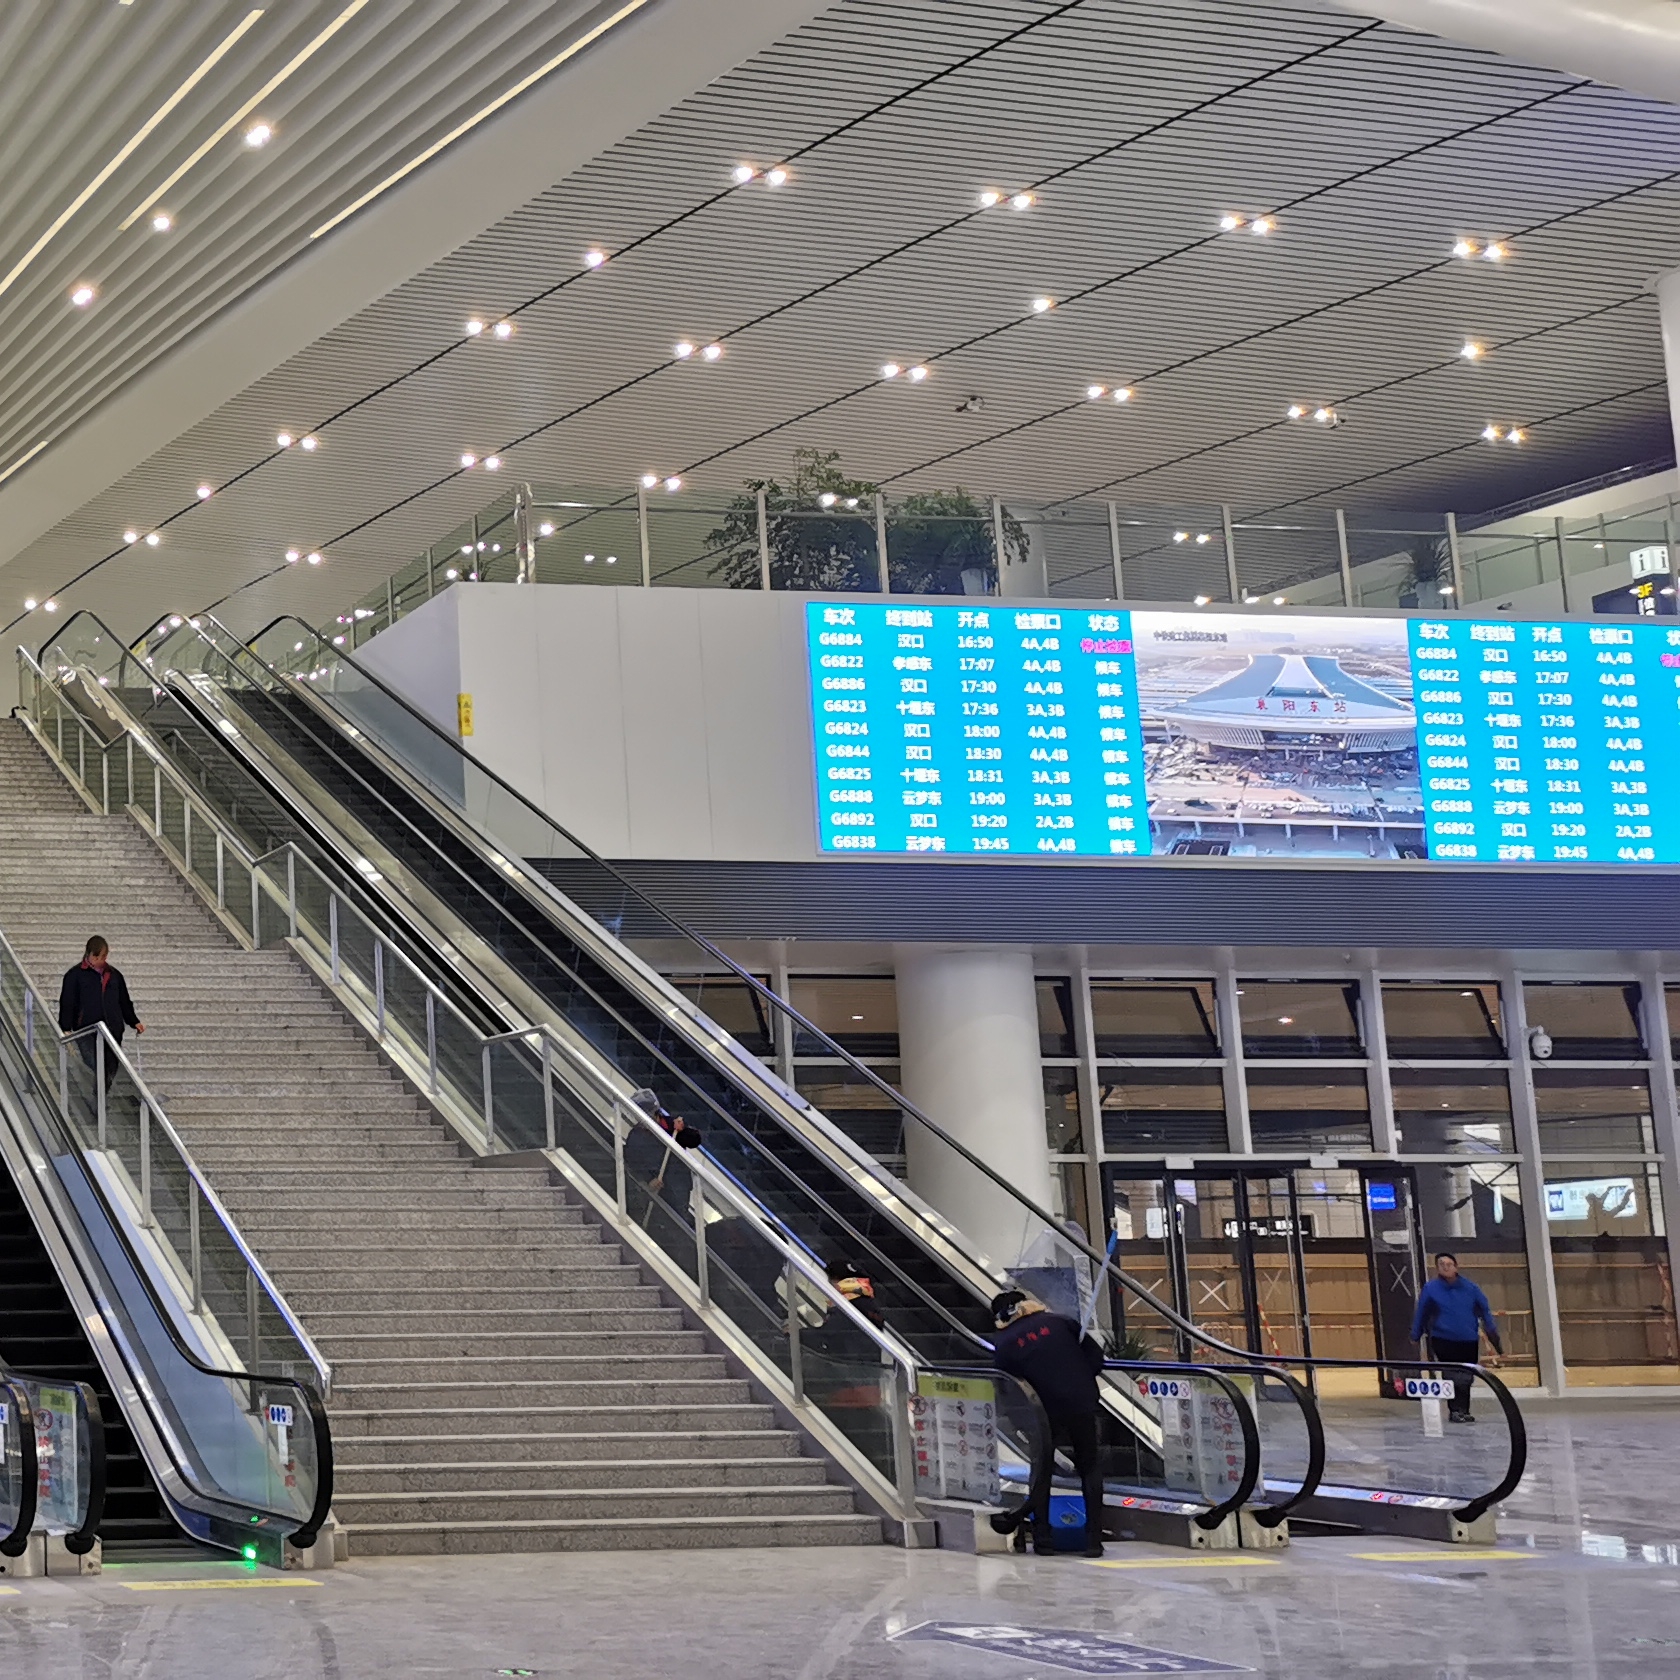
[5,1399,1678,1679]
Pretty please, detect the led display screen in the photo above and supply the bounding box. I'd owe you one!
[804,600,1680,864]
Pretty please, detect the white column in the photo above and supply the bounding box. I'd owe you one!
[894,942,1055,1270]
[1657,270,1680,466]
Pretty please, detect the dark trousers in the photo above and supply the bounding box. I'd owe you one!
[1428,1336,1480,1416]
[1030,1410,1104,1541]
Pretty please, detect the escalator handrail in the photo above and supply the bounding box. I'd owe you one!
[0,948,334,1548]
[0,1377,39,1556]
[0,859,331,1401]
[0,1372,108,1555]
[1101,1359,1261,1529]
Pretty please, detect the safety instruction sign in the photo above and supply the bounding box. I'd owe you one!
[910,1373,1000,1504]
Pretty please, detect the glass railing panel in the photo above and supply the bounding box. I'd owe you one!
[1108,518,1230,602]
[8,1376,91,1534]
[0,1382,27,1541]
[883,501,994,597]
[483,1037,551,1154]
[644,487,746,590]
[1097,1362,1257,1513]
[158,777,187,859]
[526,503,640,588]
[378,948,440,1084]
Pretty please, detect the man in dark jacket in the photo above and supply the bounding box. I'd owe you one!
[1410,1251,1502,1423]
[58,937,143,1086]
[623,1088,702,1229]
[991,1289,1106,1558]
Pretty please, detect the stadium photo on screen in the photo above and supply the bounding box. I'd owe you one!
[1129,611,1424,860]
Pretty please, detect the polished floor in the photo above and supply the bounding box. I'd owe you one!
[4,1399,1678,1679]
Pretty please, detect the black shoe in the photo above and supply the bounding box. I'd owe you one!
[1031,1532,1057,1556]
[1448,1411,1475,1424]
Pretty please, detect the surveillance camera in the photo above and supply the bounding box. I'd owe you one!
[956,394,985,414]
[1528,1025,1553,1060]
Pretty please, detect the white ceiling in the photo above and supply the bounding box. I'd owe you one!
[8,0,1680,649]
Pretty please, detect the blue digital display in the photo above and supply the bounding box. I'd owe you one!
[805,601,1680,864]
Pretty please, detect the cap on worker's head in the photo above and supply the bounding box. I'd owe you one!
[630,1088,659,1112]
[990,1289,1027,1324]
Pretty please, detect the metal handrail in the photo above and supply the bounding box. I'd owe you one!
[0,1374,106,1555]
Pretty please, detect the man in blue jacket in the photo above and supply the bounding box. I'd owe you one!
[1410,1252,1502,1423]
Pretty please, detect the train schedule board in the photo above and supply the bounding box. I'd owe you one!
[803,600,1680,865]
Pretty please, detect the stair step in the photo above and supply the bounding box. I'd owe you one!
[327,1403,776,1438]
[341,1512,881,1556]
[337,1456,816,1493]
[331,1429,797,1467]
[335,1484,857,1525]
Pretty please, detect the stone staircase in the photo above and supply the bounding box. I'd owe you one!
[0,717,878,1554]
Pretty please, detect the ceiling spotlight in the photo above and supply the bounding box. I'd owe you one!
[1031,296,1054,313]
[584,553,595,563]
[300,435,318,451]
[493,320,513,339]
[1313,406,1336,424]
[1011,192,1035,211]
[1287,403,1306,420]
[641,473,659,488]
[1112,387,1133,404]
[196,484,213,499]
[908,365,928,382]
[978,189,1002,208]
[1438,584,1456,595]
[1452,238,1478,259]
[583,249,606,268]
[606,555,618,565]
[732,164,757,184]
[460,452,478,468]
[485,456,501,471]
[465,318,485,337]
[1272,595,1286,606]
[1193,594,1211,606]
[1087,384,1106,400]
[674,341,695,359]
[43,600,57,613]
[306,552,322,565]
[818,492,837,508]
[1482,424,1503,442]
[538,521,554,536]
[460,545,474,555]
[122,529,138,544]
[702,343,723,361]
[285,549,300,563]
[881,362,902,380]
[1173,531,1189,543]
[1220,213,1244,231]
[244,122,273,148]
[445,567,459,580]
[1507,428,1525,444]
[766,167,788,187]
[1250,216,1274,236]
[23,598,35,611]
[1195,533,1211,545]
[1460,341,1484,361]
[845,497,859,509]
[1483,242,1508,262]
[1244,594,1259,605]
[144,532,160,547]
[664,476,682,492]
[151,212,173,233]
[70,284,95,307]
[169,615,182,627]
[276,431,292,448]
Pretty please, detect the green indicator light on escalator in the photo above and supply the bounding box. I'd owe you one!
[242,1544,258,1561]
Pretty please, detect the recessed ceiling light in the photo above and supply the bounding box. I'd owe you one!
[1173,531,1189,543]
[1452,238,1478,259]
[460,545,474,555]
[306,551,322,564]
[1244,594,1259,605]
[23,598,36,610]
[465,318,485,336]
[1219,213,1244,231]
[1313,406,1336,424]
[1482,424,1503,441]
[43,600,57,612]
[818,492,837,508]
[1507,427,1525,444]
[1250,216,1274,236]
[1272,595,1285,606]
[1031,295,1054,313]
[493,320,513,339]
[538,521,554,536]
[1195,533,1211,545]
[122,529,138,544]
[196,483,213,499]
[732,164,756,184]
[445,567,459,579]
[606,555,618,565]
[151,212,173,233]
[1460,341,1484,360]
[702,343,723,361]
[169,615,182,627]
[1011,192,1034,211]
[485,455,501,471]
[880,362,901,380]
[977,189,1001,208]
[766,167,788,187]
[640,473,659,488]
[460,452,477,468]
[144,532,160,547]
[285,549,300,563]
[1112,387,1132,403]
[908,365,928,382]
[276,431,292,448]
[1483,242,1508,262]
[244,122,273,148]
[300,435,318,450]
[1087,384,1106,400]
[584,553,595,563]
[70,284,95,307]
[583,248,605,268]
[673,340,695,359]
[1287,403,1306,419]
[1193,594,1211,606]
[1438,584,1456,595]
[664,476,682,492]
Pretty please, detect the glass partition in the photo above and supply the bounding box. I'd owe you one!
[1383,983,1505,1058]
[1532,1070,1655,1154]
[1237,982,1363,1057]
[1090,981,1220,1056]
[1245,1068,1373,1152]
[1391,1069,1514,1154]
[1099,1068,1227,1152]
[1522,982,1646,1060]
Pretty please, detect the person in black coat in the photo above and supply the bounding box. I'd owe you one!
[58,936,144,1085]
[991,1289,1107,1558]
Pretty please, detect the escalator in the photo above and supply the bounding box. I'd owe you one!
[30,611,1523,1543]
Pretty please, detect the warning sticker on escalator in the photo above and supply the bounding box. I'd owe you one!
[889,1622,1251,1673]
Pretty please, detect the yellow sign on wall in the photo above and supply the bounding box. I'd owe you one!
[457,693,474,737]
